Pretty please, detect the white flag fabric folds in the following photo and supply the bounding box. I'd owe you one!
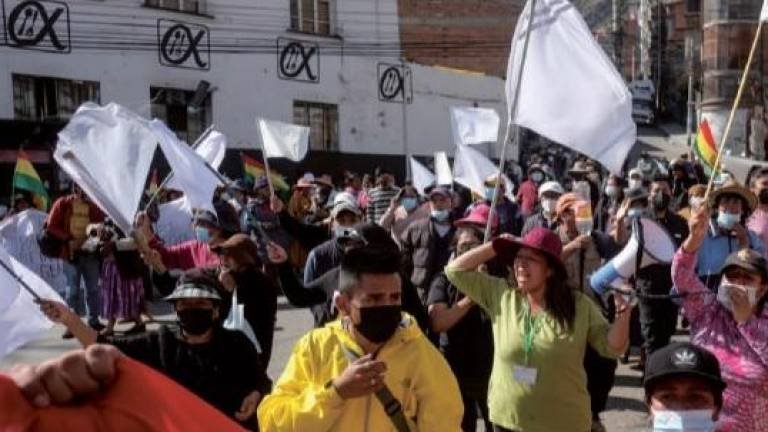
[761,0,768,22]
[257,118,309,162]
[150,120,222,214]
[450,107,501,146]
[156,198,196,246]
[56,103,158,233]
[434,152,454,186]
[505,0,636,174]
[409,157,436,196]
[168,129,227,191]
[0,210,67,296]
[0,245,64,358]
[453,144,515,199]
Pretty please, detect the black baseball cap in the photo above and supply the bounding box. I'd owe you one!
[644,342,726,395]
[720,248,768,281]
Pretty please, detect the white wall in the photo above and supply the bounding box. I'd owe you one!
[0,0,505,157]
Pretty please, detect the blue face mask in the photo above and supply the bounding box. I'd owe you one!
[652,409,716,432]
[401,197,418,211]
[717,212,740,230]
[431,209,450,223]
[195,226,211,243]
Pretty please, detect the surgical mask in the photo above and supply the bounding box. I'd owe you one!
[401,197,418,212]
[177,308,215,336]
[653,194,671,211]
[716,212,740,230]
[333,225,356,239]
[651,409,716,432]
[605,185,620,199]
[431,209,450,223]
[629,179,643,190]
[541,198,557,214]
[628,207,646,219]
[689,196,705,211]
[195,226,211,243]
[531,172,544,183]
[717,280,758,311]
[485,186,497,201]
[353,304,402,343]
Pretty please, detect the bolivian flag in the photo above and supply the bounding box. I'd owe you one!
[13,150,49,210]
[240,153,290,191]
[694,119,718,175]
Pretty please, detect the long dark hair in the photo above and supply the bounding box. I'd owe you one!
[544,263,576,332]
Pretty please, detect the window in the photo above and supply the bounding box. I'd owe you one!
[13,74,100,121]
[293,101,338,151]
[144,0,201,14]
[150,87,212,143]
[289,0,333,35]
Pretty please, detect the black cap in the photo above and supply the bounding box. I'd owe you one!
[720,248,768,281]
[644,342,726,394]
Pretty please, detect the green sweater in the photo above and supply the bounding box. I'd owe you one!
[445,265,620,432]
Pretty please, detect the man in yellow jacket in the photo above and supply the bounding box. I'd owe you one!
[258,243,463,431]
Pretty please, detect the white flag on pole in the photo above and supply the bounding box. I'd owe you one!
[450,106,501,146]
[761,0,768,22]
[150,120,222,214]
[257,118,310,162]
[453,144,515,199]
[56,103,158,234]
[505,0,636,174]
[409,157,436,196]
[434,152,454,186]
[168,130,227,191]
[156,197,196,246]
[0,245,64,358]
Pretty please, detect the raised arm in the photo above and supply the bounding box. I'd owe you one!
[673,206,716,323]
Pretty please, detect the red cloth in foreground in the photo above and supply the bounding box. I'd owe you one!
[0,357,245,432]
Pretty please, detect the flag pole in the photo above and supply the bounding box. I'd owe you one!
[0,258,41,301]
[144,124,216,210]
[257,129,276,199]
[484,0,537,243]
[704,20,763,199]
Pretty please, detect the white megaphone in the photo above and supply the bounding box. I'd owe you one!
[590,217,676,295]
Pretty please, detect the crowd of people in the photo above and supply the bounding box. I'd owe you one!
[2,147,768,432]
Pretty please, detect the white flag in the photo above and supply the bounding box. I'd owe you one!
[56,103,157,233]
[762,0,768,22]
[505,0,636,174]
[156,197,196,246]
[450,107,501,146]
[150,120,222,214]
[257,118,309,162]
[453,144,514,199]
[0,245,64,358]
[434,152,454,186]
[409,157,436,196]
[168,130,227,192]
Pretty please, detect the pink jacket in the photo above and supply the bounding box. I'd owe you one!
[150,237,219,271]
[672,249,768,431]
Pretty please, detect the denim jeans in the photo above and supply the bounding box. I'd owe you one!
[63,253,101,324]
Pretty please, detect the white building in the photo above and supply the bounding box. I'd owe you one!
[0,0,505,188]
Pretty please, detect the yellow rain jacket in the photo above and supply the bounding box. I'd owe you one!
[258,314,463,432]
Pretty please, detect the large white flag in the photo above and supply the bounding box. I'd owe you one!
[56,103,158,233]
[150,120,222,214]
[0,245,64,358]
[453,144,514,199]
[257,118,309,162]
[505,0,636,174]
[156,197,196,246]
[409,157,435,196]
[434,151,454,186]
[168,129,227,192]
[450,107,501,146]
[761,0,768,22]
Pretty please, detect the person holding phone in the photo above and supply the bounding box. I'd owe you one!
[379,182,428,247]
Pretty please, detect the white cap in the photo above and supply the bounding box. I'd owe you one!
[538,181,565,197]
[629,168,644,179]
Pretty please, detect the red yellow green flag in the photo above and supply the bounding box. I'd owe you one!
[13,150,49,210]
[240,153,290,191]
[694,119,718,175]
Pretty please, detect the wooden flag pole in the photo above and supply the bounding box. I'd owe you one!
[704,20,764,199]
[0,258,41,301]
[484,0,537,243]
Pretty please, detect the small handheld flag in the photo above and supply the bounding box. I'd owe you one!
[13,150,49,210]
[694,119,718,175]
[240,153,290,191]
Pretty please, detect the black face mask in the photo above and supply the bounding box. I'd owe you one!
[177,308,215,336]
[652,193,671,211]
[353,305,402,344]
[759,188,768,205]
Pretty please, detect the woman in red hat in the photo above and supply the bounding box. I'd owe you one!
[445,227,633,432]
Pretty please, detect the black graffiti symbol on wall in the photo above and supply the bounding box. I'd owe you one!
[3,0,70,52]
[158,19,210,70]
[277,38,319,83]
[377,63,412,103]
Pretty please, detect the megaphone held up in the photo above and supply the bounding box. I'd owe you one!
[590,217,676,295]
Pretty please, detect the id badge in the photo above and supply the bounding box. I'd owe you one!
[513,365,538,386]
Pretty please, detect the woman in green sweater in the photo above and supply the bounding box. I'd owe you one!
[445,227,633,432]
